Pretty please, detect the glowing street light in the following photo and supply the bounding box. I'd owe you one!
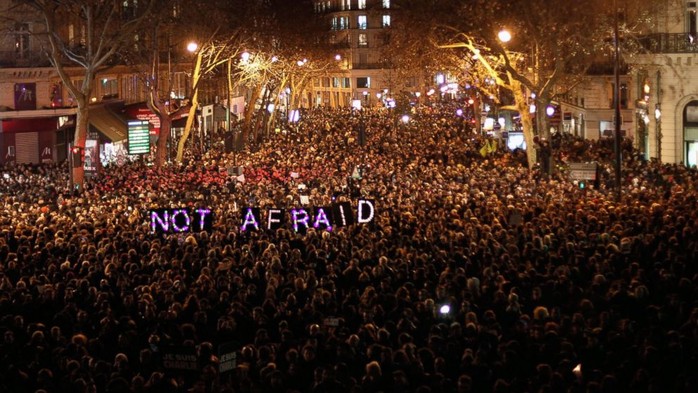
[187,42,199,53]
[241,51,251,62]
[498,29,512,43]
[546,105,555,117]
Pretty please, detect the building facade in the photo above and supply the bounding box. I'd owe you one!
[311,0,401,109]
[630,0,698,167]
[0,0,203,165]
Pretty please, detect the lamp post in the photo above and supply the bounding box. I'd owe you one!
[613,0,622,200]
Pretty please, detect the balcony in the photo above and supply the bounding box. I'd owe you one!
[0,51,51,68]
[351,62,385,69]
[637,33,698,53]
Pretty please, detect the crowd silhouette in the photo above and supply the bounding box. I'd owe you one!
[1,105,697,393]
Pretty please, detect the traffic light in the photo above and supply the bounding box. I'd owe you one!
[71,146,83,168]
[578,180,586,190]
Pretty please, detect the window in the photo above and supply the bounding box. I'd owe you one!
[341,0,350,10]
[357,77,370,88]
[333,78,340,88]
[80,25,87,46]
[343,78,351,88]
[332,17,338,30]
[688,2,697,37]
[358,15,367,29]
[122,0,137,19]
[358,0,366,9]
[14,23,30,59]
[101,78,119,99]
[172,2,180,17]
[358,33,368,47]
[338,16,348,30]
[383,0,391,8]
[382,15,391,27]
[611,82,628,109]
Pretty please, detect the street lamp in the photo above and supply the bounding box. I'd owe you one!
[187,42,198,53]
[498,29,512,43]
[613,0,622,199]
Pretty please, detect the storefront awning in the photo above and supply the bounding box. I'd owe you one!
[89,104,127,142]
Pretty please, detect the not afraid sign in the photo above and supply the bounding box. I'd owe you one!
[148,199,375,235]
[240,199,375,232]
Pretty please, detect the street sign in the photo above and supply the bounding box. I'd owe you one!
[568,162,598,181]
[128,120,150,155]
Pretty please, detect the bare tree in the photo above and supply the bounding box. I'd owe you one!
[16,0,154,189]
[391,0,628,168]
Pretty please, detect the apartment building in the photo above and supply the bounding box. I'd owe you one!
[311,0,406,108]
[629,0,698,166]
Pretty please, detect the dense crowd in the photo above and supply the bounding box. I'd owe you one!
[1,105,697,393]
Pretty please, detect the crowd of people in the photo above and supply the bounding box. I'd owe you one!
[1,104,697,393]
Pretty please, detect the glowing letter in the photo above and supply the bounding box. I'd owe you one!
[195,208,211,231]
[240,208,259,231]
[357,199,375,224]
[151,210,169,233]
[313,207,333,231]
[267,209,283,230]
[171,209,190,232]
[291,208,310,232]
[332,202,354,227]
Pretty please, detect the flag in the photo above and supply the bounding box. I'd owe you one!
[487,139,498,154]
[479,142,488,157]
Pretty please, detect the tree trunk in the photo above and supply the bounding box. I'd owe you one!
[176,88,199,163]
[512,78,537,169]
[241,85,262,145]
[72,103,89,191]
[536,98,552,140]
[156,114,172,167]
[175,50,202,163]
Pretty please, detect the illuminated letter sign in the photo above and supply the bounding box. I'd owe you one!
[332,202,354,227]
[267,208,285,230]
[151,210,170,233]
[149,208,214,234]
[171,209,191,232]
[240,208,261,231]
[357,199,375,224]
[313,207,333,231]
[291,208,311,233]
[195,208,212,230]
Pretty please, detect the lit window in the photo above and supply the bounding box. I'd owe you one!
[382,15,391,27]
[358,0,366,9]
[358,15,367,29]
[383,0,390,8]
[101,78,118,99]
